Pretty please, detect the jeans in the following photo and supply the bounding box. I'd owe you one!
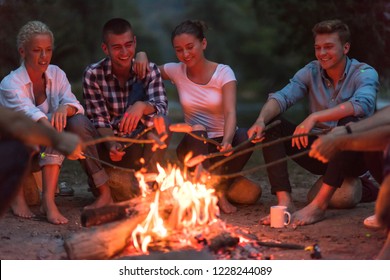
[262,117,367,194]
[67,114,171,189]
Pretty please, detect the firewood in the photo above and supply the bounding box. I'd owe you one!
[208,232,239,252]
[64,213,148,260]
[81,205,137,227]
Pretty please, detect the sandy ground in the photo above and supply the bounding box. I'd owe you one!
[0,149,386,261]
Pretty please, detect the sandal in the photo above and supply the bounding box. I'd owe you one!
[57,182,74,197]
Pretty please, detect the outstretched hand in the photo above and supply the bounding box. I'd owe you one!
[292,116,316,149]
[309,133,342,163]
[56,132,85,160]
[247,121,265,143]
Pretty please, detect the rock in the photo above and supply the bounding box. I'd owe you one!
[226,176,262,205]
[105,168,140,202]
[307,176,362,209]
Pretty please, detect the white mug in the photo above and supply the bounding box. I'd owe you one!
[270,205,291,228]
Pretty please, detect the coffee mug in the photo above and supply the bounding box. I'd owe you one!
[270,205,291,228]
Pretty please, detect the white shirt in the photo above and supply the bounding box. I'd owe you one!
[0,63,84,122]
[164,62,236,138]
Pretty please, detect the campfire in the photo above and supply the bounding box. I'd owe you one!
[131,163,221,254]
[64,119,319,260]
[63,162,273,260]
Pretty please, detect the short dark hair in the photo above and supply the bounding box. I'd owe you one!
[312,19,350,45]
[171,20,208,44]
[102,18,133,43]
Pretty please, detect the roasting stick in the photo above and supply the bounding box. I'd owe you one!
[185,120,281,168]
[83,135,155,147]
[208,128,328,173]
[169,123,221,147]
[213,149,310,180]
[118,125,155,152]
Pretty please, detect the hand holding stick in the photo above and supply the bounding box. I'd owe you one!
[185,120,281,168]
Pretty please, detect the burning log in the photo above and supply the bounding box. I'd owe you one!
[65,196,155,259]
[81,205,137,227]
[64,212,148,260]
[208,232,240,253]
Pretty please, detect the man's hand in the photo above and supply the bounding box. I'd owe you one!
[119,101,146,134]
[292,115,316,149]
[51,105,69,132]
[109,142,126,162]
[55,132,85,160]
[309,133,343,163]
[248,121,266,143]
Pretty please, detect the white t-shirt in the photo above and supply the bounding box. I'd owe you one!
[163,62,236,138]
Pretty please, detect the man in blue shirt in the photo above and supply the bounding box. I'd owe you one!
[248,19,379,226]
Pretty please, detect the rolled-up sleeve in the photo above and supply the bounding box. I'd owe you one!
[268,67,309,113]
[348,66,379,117]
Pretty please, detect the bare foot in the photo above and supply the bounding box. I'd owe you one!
[10,197,35,219]
[41,201,68,225]
[84,190,113,210]
[292,203,325,226]
[218,194,237,214]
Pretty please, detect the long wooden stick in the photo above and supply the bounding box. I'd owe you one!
[212,150,310,180]
[185,120,281,168]
[208,132,321,172]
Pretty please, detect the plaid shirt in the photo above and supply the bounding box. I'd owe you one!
[83,57,168,130]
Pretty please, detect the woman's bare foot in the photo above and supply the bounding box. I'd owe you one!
[84,185,113,210]
[292,203,326,226]
[10,196,35,218]
[41,201,68,225]
[218,194,237,214]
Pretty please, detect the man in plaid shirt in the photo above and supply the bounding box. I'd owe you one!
[82,18,168,208]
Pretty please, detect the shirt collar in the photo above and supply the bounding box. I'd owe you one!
[320,56,350,81]
[20,62,52,85]
[102,57,136,79]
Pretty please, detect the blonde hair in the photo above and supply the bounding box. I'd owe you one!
[17,21,54,50]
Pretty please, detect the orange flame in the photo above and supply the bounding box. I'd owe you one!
[132,164,220,253]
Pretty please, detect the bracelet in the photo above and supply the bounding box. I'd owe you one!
[345,125,352,134]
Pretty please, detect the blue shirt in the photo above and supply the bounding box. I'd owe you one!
[269,57,379,130]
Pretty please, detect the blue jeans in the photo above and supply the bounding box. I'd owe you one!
[67,114,171,189]
[65,114,109,188]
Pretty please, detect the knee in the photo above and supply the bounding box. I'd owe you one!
[192,124,206,131]
[66,114,94,137]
